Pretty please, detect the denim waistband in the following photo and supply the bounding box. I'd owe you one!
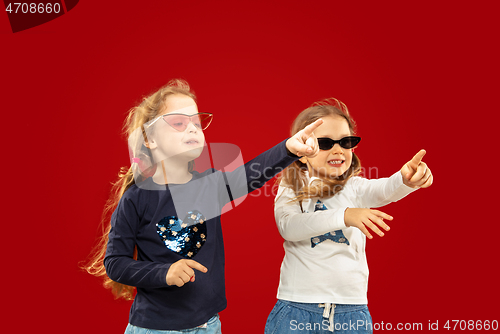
[279,299,368,314]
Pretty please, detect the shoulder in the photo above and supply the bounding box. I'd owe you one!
[109,185,143,220]
[120,183,156,211]
[122,183,141,199]
[119,184,144,209]
[276,183,295,196]
[274,181,298,205]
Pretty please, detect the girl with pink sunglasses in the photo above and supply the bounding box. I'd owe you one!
[83,79,323,334]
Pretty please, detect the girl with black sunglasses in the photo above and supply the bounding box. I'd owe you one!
[265,98,433,334]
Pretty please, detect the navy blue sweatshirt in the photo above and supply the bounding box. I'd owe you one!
[104,139,298,330]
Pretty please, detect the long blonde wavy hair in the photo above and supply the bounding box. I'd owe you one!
[81,79,197,300]
[278,98,362,204]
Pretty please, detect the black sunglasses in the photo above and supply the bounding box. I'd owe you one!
[317,136,361,150]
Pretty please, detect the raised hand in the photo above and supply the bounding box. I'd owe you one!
[344,208,393,239]
[401,149,433,189]
[166,259,208,287]
[286,119,323,158]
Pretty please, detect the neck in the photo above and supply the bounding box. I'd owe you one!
[152,159,192,185]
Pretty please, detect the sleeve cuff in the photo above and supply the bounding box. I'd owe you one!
[386,172,419,202]
[284,138,300,158]
[286,147,299,158]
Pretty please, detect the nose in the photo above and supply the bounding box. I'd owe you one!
[186,120,198,133]
[330,143,343,154]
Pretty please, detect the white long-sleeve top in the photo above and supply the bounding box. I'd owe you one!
[274,171,418,304]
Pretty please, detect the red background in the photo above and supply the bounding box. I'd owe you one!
[2,1,499,332]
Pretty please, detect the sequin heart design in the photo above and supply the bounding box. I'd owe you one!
[156,210,207,258]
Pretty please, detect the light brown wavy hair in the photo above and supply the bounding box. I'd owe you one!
[278,98,362,204]
[81,79,196,300]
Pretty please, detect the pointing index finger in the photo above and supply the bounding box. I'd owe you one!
[185,260,208,273]
[302,119,323,137]
[408,149,426,169]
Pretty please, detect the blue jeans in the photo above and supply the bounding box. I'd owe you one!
[265,300,372,334]
[124,314,221,334]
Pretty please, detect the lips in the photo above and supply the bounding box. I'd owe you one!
[327,159,345,167]
[184,139,200,145]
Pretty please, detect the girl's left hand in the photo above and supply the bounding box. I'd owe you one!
[286,119,323,158]
[401,149,433,188]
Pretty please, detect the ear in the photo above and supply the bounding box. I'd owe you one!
[144,138,157,150]
[299,156,308,164]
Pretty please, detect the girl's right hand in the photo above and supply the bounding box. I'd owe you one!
[286,119,323,158]
[344,208,393,239]
[166,259,208,287]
